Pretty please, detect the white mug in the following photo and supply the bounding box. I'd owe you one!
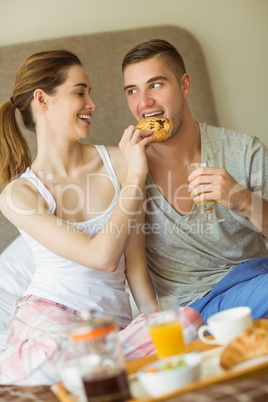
[198,306,253,345]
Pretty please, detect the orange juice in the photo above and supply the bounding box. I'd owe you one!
[196,199,217,211]
[149,320,185,359]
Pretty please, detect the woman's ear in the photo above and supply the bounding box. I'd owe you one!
[33,89,48,110]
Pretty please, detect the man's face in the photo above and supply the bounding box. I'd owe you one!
[123,57,186,136]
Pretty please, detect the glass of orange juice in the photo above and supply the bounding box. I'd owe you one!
[144,296,185,359]
[186,162,224,224]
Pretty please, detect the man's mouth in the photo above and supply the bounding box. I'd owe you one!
[143,111,164,119]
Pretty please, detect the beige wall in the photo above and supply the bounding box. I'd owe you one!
[1,0,267,146]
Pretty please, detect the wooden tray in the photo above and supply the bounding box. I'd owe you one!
[128,348,268,401]
[51,319,268,402]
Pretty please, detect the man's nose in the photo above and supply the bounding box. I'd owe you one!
[139,90,154,108]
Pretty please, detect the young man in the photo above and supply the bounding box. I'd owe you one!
[122,39,268,323]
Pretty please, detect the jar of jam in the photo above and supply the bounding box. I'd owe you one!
[69,310,132,402]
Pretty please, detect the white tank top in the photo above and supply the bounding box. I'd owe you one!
[19,145,132,328]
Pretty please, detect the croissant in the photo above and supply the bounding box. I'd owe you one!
[220,325,268,369]
[136,117,174,143]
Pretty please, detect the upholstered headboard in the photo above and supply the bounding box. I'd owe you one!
[0,25,218,252]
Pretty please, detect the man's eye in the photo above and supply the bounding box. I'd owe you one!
[152,83,161,89]
[77,92,85,97]
[127,88,137,95]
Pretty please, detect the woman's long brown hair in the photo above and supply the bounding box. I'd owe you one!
[0,50,82,189]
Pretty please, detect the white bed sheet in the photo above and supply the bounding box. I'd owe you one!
[0,236,34,350]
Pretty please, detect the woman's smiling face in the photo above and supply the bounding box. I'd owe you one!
[45,65,97,141]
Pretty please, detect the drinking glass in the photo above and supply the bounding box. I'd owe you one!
[144,296,185,359]
[186,162,224,224]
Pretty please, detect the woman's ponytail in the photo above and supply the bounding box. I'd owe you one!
[0,99,31,189]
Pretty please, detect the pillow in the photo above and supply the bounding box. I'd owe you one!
[0,235,34,349]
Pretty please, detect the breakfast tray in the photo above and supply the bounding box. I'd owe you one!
[51,319,268,402]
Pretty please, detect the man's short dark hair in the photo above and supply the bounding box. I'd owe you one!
[122,39,186,81]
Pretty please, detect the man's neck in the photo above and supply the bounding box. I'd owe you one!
[147,119,201,166]
[145,119,201,216]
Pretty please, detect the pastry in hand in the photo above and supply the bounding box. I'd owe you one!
[220,326,268,369]
[136,117,174,143]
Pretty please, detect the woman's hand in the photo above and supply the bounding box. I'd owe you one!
[119,125,155,183]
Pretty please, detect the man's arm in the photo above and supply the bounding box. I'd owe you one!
[241,190,268,238]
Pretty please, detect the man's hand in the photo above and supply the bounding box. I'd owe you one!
[188,166,250,212]
[188,166,268,238]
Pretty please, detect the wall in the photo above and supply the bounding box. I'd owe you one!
[1,0,267,146]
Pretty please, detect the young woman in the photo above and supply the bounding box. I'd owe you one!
[0,49,157,385]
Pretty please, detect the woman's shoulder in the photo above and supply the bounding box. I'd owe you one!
[1,176,30,197]
[2,175,41,200]
[0,176,42,219]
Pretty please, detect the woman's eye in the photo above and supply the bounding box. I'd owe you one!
[77,92,85,97]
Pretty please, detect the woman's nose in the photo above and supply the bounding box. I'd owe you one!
[86,96,97,111]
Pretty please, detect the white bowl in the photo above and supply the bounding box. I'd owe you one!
[136,352,201,397]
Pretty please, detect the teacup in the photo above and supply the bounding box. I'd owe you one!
[198,306,253,345]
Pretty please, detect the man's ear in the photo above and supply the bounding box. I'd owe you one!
[33,89,48,110]
[181,73,191,99]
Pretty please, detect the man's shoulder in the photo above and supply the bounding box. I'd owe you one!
[201,122,261,151]
[204,123,252,142]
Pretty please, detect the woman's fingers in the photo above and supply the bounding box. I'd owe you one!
[132,130,141,143]
[120,126,155,149]
[131,128,154,143]
[120,125,136,142]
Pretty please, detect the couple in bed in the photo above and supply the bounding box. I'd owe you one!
[0,40,267,385]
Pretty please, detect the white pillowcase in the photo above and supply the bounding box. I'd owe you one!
[0,235,34,349]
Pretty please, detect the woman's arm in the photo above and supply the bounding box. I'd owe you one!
[0,126,155,271]
[124,192,157,312]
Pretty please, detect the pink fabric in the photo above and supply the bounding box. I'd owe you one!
[0,295,204,385]
[0,295,82,385]
[118,307,205,360]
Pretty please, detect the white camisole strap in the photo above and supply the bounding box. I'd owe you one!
[20,168,56,214]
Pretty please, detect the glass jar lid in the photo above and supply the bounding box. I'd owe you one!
[70,311,117,342]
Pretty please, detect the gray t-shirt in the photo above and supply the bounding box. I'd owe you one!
[145,122,268,306]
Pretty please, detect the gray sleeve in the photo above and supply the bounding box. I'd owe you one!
[245,136,268,200]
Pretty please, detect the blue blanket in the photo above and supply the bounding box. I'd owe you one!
[190,257,268,323]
